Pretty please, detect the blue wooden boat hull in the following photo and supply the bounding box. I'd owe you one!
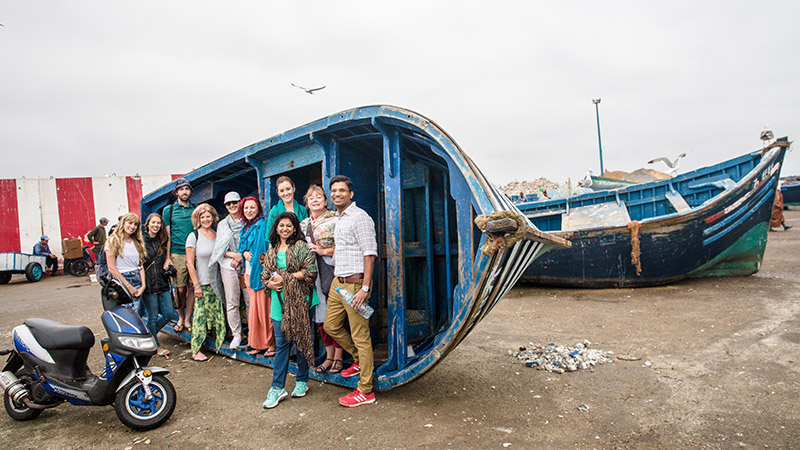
[141,105,567,389]
[518,140,788,288]
[780,179,800,206]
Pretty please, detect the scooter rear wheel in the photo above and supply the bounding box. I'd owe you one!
[3,371,43,421]
[115,374,176,431]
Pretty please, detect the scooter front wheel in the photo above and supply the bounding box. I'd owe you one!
[3,371,43,421]
[115,374,176,431]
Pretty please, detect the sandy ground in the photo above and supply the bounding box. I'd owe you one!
[1,211,798,449]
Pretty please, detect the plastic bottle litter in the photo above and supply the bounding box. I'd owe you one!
[510,340,612,374]
[336,287,374,319]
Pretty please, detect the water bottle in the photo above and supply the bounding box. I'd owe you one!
[336,287,374,319]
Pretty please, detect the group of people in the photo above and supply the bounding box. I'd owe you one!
[97,174,379,408]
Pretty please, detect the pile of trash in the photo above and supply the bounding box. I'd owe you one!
[509,340,613,374]
[500,178,558,197]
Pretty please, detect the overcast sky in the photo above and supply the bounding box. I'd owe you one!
[1,1,799,187]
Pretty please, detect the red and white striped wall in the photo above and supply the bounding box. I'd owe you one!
[0,174,182,255]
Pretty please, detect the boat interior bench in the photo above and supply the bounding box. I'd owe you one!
[686,174,736,191]
[561,201,631,230]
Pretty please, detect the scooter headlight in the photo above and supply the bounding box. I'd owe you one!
[117,335,157,352]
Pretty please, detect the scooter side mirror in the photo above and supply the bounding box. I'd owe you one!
[101,277,134,311]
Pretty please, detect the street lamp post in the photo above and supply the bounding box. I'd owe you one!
[593,98,604,177]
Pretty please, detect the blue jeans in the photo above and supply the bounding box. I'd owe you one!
[120,270,143,315]
[45,255,58,273]
[271,319,309,389]
[142,290,176,346]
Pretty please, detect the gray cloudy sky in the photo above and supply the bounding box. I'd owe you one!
[1,1,799,186]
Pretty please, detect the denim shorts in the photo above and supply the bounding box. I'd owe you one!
[120,270,142,291]
[120,270,143,314]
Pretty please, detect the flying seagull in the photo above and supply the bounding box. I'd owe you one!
[291,83,326,95]
[648,153,687,177]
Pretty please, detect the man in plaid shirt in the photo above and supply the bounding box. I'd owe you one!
[324,175,378,407]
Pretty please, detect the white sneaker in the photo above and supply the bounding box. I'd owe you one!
[229,336,242,349]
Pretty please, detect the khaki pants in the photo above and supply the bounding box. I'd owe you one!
[324,278,373,393]
[221,266,249,339]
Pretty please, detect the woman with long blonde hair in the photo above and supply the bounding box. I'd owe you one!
[105,213,147,314]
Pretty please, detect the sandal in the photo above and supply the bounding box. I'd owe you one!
[192,353,208,362]
[316,358,334,374]
[264,348,276,358]
[157,348,171,357]
[247,348,262,356]
[329,359,343,374]
[173,323,184,333]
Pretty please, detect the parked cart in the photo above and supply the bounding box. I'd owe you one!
[0,252,47,284]
[62,239,95,277]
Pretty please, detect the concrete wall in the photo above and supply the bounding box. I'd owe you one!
[0,174,181,255]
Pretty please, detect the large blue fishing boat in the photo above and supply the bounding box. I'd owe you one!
[780,176,800,206]
[517,138,789,288]
[140,105,568,390]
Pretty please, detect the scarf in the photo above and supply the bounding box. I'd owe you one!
[239,218,267,290]
[262,240,317,366]
[209,214,243,271]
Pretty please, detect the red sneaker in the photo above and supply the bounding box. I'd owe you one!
[339,389,375,407]
[341,361,361,378]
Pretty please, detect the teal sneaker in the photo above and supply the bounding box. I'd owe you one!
[291,381,308,398]
[262,387,287,409]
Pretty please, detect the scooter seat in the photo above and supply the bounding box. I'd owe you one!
[24,318,95,350]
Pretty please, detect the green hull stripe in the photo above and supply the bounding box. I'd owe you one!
[688,222,769,278]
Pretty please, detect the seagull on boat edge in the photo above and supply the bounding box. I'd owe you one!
[291,83,326,95]
[760,124,774,143]
[578,168,593,188]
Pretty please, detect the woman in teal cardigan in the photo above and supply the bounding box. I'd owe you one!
[266,176,308,233]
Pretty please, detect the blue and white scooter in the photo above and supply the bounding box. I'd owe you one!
[0,276,176,430]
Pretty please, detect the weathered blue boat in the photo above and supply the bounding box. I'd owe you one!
[140,105,568,390]
[780,176,800,206]
[517,138,790,288]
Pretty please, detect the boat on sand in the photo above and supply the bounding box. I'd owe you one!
[517,138,790,288]
[141,105,568,390]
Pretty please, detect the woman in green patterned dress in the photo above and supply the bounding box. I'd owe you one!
[186,204,227,361]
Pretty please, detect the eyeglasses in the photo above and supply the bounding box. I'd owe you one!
[225,202,238,206]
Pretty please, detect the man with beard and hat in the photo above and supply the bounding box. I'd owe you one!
[163,177,197,332]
